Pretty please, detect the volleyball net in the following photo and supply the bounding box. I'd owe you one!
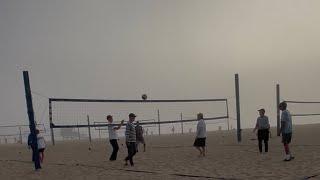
[49,98,229,143]
[0,123,46,144]
[284,100,320,117]
[283,100,320,126]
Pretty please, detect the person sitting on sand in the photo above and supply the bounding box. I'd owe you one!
[279,102,294,161]
[36,129,46,163]
[125,113,137,166]
[107,115,124,161]
[193,113,206,157]
[253,108,270,154]
[135,121,146,152]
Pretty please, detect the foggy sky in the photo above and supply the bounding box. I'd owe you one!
[1,0,320,131]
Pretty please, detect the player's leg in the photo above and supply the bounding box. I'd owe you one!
[129,142,136,166]
[124,142,130,165]
[41,151,45,163]
[194,138,202,155]
[258,138,263,153]
[201,146,206,156]
[264,130,269,153]
[283,134,291,161]
[113,140,119,160]
[136,141,139,152]
[196,147,202,156]
[110,140,117,161]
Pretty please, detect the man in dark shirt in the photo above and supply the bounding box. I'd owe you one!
[135,121,146,152]
[28,133,35,162]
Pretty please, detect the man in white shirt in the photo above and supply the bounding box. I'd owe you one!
[253,108,270,154]
[193,113,206,157]
[107,115,124,161]
[279,102,294,161]
[36,129,46,163]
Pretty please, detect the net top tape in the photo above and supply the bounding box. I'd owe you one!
[285,100,320,104]
[49,98,228,103]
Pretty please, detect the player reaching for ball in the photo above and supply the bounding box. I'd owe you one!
[107,115,124,161]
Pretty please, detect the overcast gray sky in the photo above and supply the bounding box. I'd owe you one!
[1,0,320,132]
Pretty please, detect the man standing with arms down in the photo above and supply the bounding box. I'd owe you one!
[253,108,270,154]
[135,121,146,152]
[125,113,137,166]
[279,102,294,161]
[193,113,206,157]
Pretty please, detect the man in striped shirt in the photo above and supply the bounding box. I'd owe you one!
[124,113,137,166]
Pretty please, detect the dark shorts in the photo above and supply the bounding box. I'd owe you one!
[282,133,292,144]
[136,137,145,144]
[258,129,269,141]
[38,148,45,153]
[193,138,206,147]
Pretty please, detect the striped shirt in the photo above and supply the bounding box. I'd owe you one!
[125,122,136,142]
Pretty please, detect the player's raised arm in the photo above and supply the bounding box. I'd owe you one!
[114,120,124,130]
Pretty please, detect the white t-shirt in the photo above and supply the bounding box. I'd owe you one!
[196,119,206,138]
[108,124,118,140]
[281,110,292,134]
[37,134,46,149]
[256,116,270,130]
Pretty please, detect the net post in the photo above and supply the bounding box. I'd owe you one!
[157,109,160,136]
[235,74,241,142]
[77,122,80,140]
[87,115,92,143]
[23,71,41,170]
[49,99,55,145]
[19,126,22,144]
[180,113,184,134]
[276,84,280,136]
[226,99,230,131]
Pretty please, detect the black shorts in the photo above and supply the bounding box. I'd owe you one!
[258,129,269,141]
[136,137,145,144]
[193,138,206,147]
[282,133,292,144]
[38,148,45,153]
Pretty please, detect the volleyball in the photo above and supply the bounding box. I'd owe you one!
[142,94,147,100]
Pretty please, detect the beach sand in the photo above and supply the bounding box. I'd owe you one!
[1,124,320,180]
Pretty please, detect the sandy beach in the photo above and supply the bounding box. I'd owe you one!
[0,124,320,180]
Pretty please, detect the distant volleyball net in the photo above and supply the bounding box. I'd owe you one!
[276,84,320,135]
[284,100,320,125]
[49,98,229,144]
[284,100,320,117]
[0,123,46,144]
